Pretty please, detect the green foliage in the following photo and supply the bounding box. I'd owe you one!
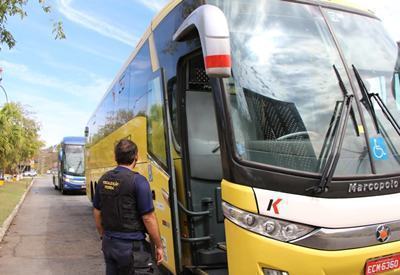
[0,102,43,173]
[0,0,65,50]
[0,178,30,224]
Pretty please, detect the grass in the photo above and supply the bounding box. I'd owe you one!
[0,178,31,225]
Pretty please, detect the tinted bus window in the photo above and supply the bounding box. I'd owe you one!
[153,1,201,146]
[115,72,133,127]
[129,42,152,117]
[147,74,167,165]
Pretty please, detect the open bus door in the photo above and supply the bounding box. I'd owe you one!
[173,5,232,274]
[146,69,181,274]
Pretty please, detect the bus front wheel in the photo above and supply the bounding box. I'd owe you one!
[53,176,58,190]
[61,183,67,195]
[90,182,94,202]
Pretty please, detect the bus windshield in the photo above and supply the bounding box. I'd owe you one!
[64,145,85,176]
[210,0,400,176]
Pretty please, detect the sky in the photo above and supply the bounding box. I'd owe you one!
[0,0,399,147]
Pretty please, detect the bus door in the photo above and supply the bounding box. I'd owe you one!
[146,69,181,274]
[171,5,232,273]
[176,52,228,271]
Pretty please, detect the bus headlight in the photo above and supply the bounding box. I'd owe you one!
[222,202,315,242]
[263,268,289,275]
[63,177,72,183]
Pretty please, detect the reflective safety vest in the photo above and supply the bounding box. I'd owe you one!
[98,168,146,233]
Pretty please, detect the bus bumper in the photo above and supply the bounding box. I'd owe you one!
[63,181,86,191]
[225,219,400,275]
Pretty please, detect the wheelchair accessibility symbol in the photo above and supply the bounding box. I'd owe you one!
[370,137,388,160]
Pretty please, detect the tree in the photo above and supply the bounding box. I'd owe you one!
[0,0,65,50]
[0,102,43,174]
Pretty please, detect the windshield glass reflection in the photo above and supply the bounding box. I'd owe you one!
[325,9,400,174]
[211,0,371,175]
[64,145,85,176]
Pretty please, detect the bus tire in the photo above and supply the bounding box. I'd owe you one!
[90,182,94,202]
[61,183,67,195]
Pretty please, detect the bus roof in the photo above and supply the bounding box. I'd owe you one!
[62,136,85,145]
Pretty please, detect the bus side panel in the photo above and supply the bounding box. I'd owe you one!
[148,161,177,274]
[173,158,193,267]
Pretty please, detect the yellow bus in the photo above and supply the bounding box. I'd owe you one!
[85,0,400,274]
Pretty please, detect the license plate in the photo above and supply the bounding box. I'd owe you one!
[365,254,400,275]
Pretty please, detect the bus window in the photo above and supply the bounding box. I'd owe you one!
[147,73,167,166]
[167,77,180,147]
[115,73,133,128]
[186,56,221,180]
[64,144,85,176]
[129,42,152,117]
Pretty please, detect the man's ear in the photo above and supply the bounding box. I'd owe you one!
[132,155,138,166]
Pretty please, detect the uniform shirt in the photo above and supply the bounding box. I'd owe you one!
[93,166,154,240]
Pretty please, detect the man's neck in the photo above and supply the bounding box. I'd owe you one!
[119,164,134,170]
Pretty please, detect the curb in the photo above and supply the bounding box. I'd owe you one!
[0,178,35,243]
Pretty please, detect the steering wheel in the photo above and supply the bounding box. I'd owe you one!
[276,131,320,141]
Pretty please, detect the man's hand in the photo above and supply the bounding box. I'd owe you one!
[93,208,104,237]
[155,246,163,265]
[142,212,164,265]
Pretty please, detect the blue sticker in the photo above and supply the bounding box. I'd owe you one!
[236,143,245,156]
[369,137,388,160]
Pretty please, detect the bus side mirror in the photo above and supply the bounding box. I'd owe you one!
[84,126,89,138]
[173,4,231,78]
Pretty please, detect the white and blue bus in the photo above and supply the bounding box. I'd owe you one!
[53,137,86,194]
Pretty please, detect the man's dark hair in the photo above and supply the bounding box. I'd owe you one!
[114,139,138,165]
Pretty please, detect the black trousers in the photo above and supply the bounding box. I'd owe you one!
[102,236,157,275]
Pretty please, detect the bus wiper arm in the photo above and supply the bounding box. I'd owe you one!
[371,93,400,136]
[352,65,380,134]
[307,95,354,194]
[333,65,359,136]
[353,65,400,136]
[76,160,82,172]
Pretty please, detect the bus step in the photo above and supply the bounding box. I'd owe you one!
[217,242,226,251]
[193,268,228,275]
[198,248,227,265]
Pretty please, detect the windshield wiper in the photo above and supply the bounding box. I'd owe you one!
[76,160,82,173]
[333,65,360,136]
[307,67,354,194]
[318,65,358,169]
[352,65,400,136]
[352,65,381,134]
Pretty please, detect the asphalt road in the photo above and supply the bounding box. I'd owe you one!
[0,176,105,274]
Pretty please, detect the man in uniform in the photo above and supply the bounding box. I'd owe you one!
[93,139,163,274]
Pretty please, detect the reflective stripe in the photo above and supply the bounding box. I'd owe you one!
[205,55,231,68]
